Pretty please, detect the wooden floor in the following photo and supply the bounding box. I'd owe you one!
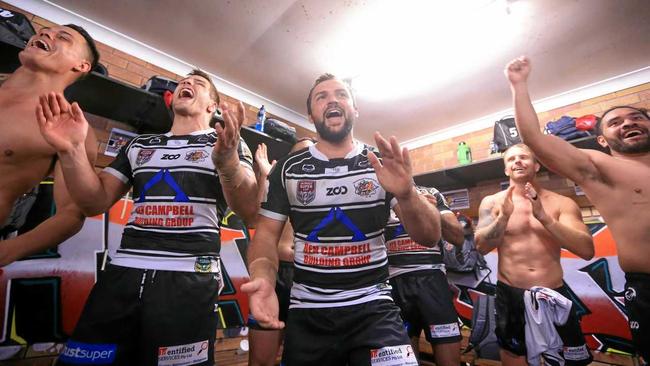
[214,328,641,366]
[1,328,638,365]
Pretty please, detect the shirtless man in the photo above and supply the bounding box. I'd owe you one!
[505,56,650,361]
[248,138,316,366]
[475,144,594,365]
[0,24,98,265]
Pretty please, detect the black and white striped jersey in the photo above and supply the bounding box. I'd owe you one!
[104,128,253,273]
[385,187,451,278]
[260,142,396,308]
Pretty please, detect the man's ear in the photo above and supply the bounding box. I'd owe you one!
[207,102,217,114]
[72,59,92,74]
[596,135,609,148]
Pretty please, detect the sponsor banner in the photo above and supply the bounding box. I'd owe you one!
[441,189,469,210]
[59,341,117,364]
[158,340,209,366]
[429,322,460,338]
[370,344,418,366]
[105,127,137,157]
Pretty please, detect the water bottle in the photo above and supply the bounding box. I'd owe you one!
[255,105,266,132]
[457,141,472,165]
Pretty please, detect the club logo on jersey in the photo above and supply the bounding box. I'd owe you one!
[302,164,315,172]
[296,180,316,205]
[625,287,637,301]
[353,178,379,198]
[136,149,155,166]
[194,256,213,273]
[185,150,209,162]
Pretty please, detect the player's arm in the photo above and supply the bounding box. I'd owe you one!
[369,132,440,246]
[213,102,258,225]
[393,191,441,247]
[429,191,464,246]
[506,57,601,185]
[475,187,513,255]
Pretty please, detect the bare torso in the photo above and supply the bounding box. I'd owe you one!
[0,90,58,224]
[493,189,568,289]
[581,150,650,274]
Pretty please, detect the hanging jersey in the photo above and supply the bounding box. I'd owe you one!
[260,142,396,308]
[103,128,253,273]
[385,186,451,278]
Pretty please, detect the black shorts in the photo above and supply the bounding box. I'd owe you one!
[57,264,220,366]
[624,272,650,360]
[390,270,462,344]
[247,260,294,330]
[282,299,417,366]
[495,281,592,365]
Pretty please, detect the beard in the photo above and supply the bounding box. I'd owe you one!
[605,134,650,154]
[313,113,354,143]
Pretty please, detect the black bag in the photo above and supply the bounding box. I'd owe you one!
[142,76,178,95]
[491,117,521,153]
[0,7,35,49]
[264,118,297,144]
[466,294,500,360]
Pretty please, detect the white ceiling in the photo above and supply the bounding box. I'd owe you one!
[37,0,650,144]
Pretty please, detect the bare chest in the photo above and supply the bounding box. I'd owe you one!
[0,102,55,166]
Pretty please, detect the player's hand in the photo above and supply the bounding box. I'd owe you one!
[524,182,551,224]
[497,185,515,220]
[368,132,414,200]
[36,92,89,154]
[213,101,246,169]
[505,56,531,86]
[254,143,276,179]
[241,278,284,330]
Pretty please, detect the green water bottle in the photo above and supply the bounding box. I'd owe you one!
[457,141,472,165]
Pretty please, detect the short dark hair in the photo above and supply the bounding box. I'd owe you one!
[291,136,317,153]
[596,106,650,134]
[306,73,356,116]
[187,69,220,105]
[63,24,99,73]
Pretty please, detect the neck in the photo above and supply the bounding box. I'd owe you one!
[314,134,355,159]
[169,113,211,135]
[1,67,71,100]
[610,149,650,164]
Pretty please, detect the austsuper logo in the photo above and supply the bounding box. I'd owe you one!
[59,341,117,364]
[158,340,209,366]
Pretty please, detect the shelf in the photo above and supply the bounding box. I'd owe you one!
[1,40,293,160]
[413,136,607,191]
[241,126,292,162]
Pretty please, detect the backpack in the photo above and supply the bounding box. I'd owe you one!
[491,117,521,153]
[466,294,500,360]
[544,115,591,141]
[442,235,487,278]
[0,7,35,49]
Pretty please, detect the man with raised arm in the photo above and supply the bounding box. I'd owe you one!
[505,56,650,360]
[475,144,594,366]
[0,24,98,265]
[243,73,440,365]
[37,69,257,365]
